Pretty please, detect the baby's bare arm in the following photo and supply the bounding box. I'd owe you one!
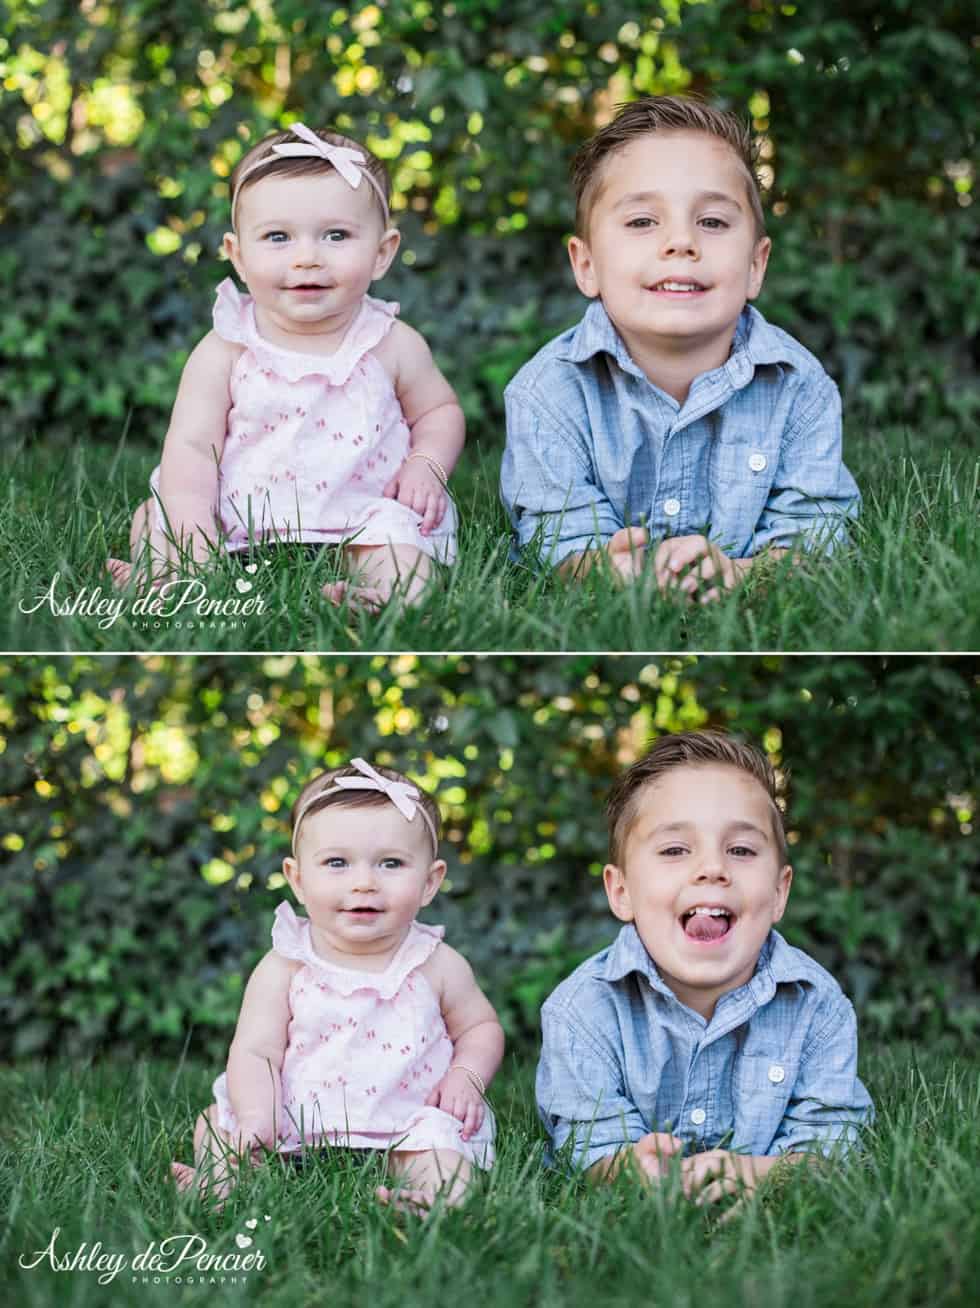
[385,322,465,474]
[157,331,239,563]
[225,950,297,1145]
[421,945,504,1137]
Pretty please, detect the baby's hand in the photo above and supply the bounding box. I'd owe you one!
[425,1066,485,1140]
[654,534,739,604]
[383,456,447,535]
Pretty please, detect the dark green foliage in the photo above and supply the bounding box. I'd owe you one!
[1,1,977,450]
[0,655,976,1060]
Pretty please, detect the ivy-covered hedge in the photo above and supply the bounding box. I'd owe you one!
[1,655,976,1059]
[2,1,977,455]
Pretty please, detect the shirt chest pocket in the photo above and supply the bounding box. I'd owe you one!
[735,1053,799,1099]
[710,433,778,494]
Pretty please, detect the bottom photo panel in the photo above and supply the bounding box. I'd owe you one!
[3,653,978,1308]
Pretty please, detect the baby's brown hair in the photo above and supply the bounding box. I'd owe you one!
[230,126,391,229]
[290,762,442,855]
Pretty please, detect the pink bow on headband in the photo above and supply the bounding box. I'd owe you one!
[230,122,390,227]
[331,757,423,820]
[291,757,438,855]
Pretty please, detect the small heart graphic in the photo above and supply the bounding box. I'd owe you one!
[245,1218,258,1230]
[244,563,258,575]
[235,578,253,594]
[235,1234,253,1249]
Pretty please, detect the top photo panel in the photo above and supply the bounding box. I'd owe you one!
[4,1,978,654]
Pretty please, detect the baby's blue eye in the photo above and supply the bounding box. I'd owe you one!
[263,231,289,242]
[322,856,347,868]
[325,229,350,242]
[380,857,405,870]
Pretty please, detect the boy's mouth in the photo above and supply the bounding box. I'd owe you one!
[680,905,734,942]
[648,279,708,296]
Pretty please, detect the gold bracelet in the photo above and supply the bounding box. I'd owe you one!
[448,1063,486,1095]
[405,450,449,485]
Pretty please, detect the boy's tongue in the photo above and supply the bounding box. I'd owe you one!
[685,912,729,941]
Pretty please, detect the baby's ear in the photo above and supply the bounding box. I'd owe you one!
[222,231,243,275]
[420,858,447,907]
[282,855,304,903]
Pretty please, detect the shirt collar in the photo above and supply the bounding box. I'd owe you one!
[600,923,812,1002]
[555,300,796,380]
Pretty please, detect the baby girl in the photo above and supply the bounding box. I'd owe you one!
[109,123,464,608]
[171,758,503,1213]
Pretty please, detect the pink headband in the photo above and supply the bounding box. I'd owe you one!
[230,122,390,229]
[291,758,438,857]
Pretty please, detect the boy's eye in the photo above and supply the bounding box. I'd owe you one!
[728,845,756,857]
[700,217,729,230]
[626,216,655,228]
[659,845,688,857]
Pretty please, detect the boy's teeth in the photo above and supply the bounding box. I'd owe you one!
[659,281,700,291]
[689,907,729,916]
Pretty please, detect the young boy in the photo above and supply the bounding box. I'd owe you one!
[536,730,873,1202]
[501,96,860,602]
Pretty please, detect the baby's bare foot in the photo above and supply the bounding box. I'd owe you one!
[171,1160,233,1206]
[375,1183,435,1216]
[106,558,133,589]
[322,580,387,612]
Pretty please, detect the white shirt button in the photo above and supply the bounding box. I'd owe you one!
[663,497,681,517]
[690,1107,706,1125]
[768,1064,785,1084]
[749,452,767,472]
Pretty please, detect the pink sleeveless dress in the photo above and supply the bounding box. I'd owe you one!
[150,279,457,561]
[212,902,494,1166]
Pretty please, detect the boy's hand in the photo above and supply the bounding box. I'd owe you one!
[606,526,650,581]
[679,1150,783,1204]
[425,1066,485,1140]
[383,457,447,535]
[654,535,742,604]
[632,1131,684,1179]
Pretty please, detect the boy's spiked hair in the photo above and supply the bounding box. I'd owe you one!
[571,95,767,240]
[605,729,788,866]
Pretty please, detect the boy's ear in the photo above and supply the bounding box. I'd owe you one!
[771,863,793,924]
[603,863,634,923]
[747,235,772,301]
[222,231,245,279]
[282,855,304,905]
[419,858,447,908]
[567,235,600,299]
[372,226,401,281]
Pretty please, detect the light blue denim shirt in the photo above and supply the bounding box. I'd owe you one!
[536,924,873,1172]
[501,301,860,566]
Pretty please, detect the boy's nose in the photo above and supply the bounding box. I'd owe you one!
[661,232,699,258]
[694,854,730,882]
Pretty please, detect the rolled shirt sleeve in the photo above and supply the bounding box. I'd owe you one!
[769,998,874,1157]
[536,1003,648,1172]
[501,383,624,566]
[752,373,861,556]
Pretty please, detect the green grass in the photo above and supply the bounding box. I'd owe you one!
[2,426,978,650]
[2,1046,978,1307]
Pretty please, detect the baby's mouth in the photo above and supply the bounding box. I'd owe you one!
[680,906,734,942]
[345,906,383,918]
